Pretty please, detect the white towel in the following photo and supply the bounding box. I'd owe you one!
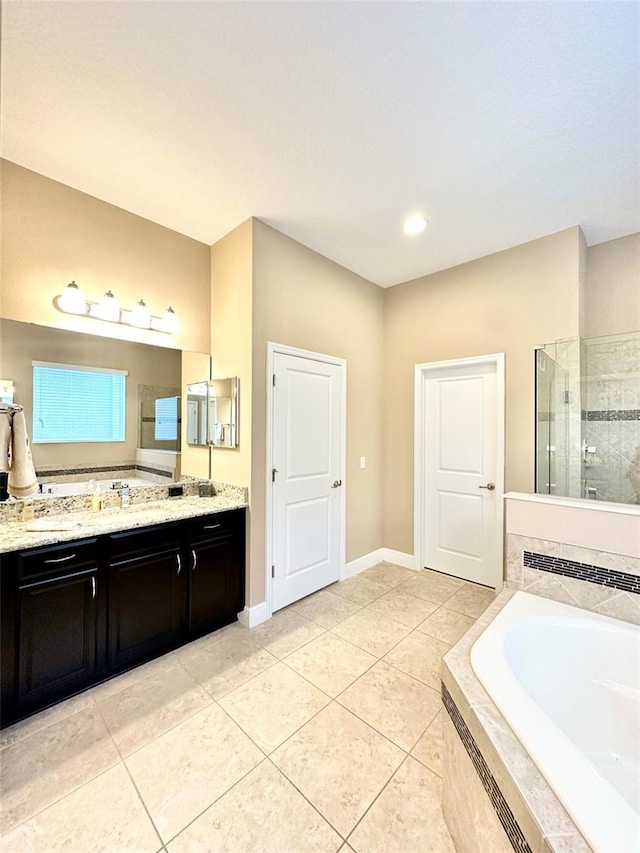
[0,414,10,473]
[8,410,38,497]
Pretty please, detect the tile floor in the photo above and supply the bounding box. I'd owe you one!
[0,563,497,852]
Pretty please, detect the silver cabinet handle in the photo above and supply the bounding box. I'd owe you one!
[331,480,342,488]
[176,554,182,575]
[91,577,96,599]
[203,523,221,530]
[479,483,496,490]
[44,553,77,564]
[192,549,198,571]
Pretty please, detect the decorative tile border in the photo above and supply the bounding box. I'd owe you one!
[442,683,532,853]
[36,464,133,477]
[523,551,640,594]
[582,409,640,421]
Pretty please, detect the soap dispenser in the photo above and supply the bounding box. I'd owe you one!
[91,481,104,512]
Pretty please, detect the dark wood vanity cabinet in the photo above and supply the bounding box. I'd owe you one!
[107,522,184,670]
[0,509,245,727]
[188,511,245,638]
[1,539,102,721]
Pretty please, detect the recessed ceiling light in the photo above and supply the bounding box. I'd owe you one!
[403,216,429,235]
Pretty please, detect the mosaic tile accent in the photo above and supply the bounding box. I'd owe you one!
[523,551,640,595]
[36,464,133,478]
[441,683,532,853]
[583,409,640,421]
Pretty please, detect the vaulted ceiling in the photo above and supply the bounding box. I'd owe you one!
[2,1,638,286]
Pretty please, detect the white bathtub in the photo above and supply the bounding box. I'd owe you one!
[470,591,640,853]
[39,477,157,496]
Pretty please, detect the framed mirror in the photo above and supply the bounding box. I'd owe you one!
[185,381,209,446]
[208,377,238,448]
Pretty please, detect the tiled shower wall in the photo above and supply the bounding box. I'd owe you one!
[582,333,640,504]
[505,494,640,625]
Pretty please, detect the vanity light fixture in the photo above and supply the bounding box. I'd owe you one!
[403,215,429,235]
[54,283,178,334]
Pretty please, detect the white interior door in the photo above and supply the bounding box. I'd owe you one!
[422,360,502,588]
[271,351,344,611]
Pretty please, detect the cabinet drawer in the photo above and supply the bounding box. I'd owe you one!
[108,522,182,561]
[18,539,98,583]
[188,510,242,542]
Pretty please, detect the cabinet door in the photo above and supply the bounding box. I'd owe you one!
[189,535,242,637]
[108,549,182,670]
[17,569,98,713]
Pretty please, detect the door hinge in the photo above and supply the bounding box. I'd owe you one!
[272,373,276,386]
[272,468,277,482]
[271,565,275,578]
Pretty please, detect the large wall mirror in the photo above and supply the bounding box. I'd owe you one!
[0,318,211,482]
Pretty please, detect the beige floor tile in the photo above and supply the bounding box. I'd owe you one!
[348,756,455,852]
[417,605,476,644]
[397,571,464,605]
[0,690,95,751]
[329,574,389,606]
[96,660,212,756]
[290,588,362,628]
[331,609,410,658]
[383,630,449,689]
[338,661,441,751]
[366,588,438,628]
[1,764,160,853]
[272,703,404,838]
[359,563,415,588]
[411,711,444,776]
[284,632,376,697]
[126,703,263,842]
[88,651,178,702]
[167,759,341,852]
[0,706,120,835]
[177,632,277,698]
[218,662,330,753]
[446,583,496,618]
[249,609,325,658]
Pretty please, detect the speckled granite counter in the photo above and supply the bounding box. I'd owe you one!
[0,489,247,554]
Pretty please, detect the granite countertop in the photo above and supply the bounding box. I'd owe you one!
[0,494,247,554]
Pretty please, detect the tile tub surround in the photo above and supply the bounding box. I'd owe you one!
[441,590,591,853]
[0,485,248,554]
[0,563,494,852]
[506,492,640,625]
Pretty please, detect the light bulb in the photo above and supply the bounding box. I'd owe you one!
[160,306,178,333]
[96,290,120,322]
[130,298,151,328]
[403,216,429,235]
[58,281,87,314]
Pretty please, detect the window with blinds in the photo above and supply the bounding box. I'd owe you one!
[32,361,127,443]
[154,396,179,441]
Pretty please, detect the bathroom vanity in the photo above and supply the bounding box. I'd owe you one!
[0,500,246,727]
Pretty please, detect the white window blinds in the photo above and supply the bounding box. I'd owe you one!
[154,396,179,441]
[32,361,127,443]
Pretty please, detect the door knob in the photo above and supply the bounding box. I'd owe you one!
[331,480,342,488]
[479,482,495,490]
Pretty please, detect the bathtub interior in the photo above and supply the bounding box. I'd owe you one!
[39,477,158,497]
[470,591,640,853]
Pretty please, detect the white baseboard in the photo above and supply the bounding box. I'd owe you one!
[344,547,418,578]
[344,548,385,578]
[382,548,418,570]
[238,602,269,628]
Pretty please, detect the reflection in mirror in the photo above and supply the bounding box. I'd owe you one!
[209,377,238,448]
[186,382,209,446]
[0,317,210,484]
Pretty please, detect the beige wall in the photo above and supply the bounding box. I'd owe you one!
[383,227,582,555]
[0,318,180,470]
[584,233,640,337]
[0,160,211,353]
[250,220,385,606]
